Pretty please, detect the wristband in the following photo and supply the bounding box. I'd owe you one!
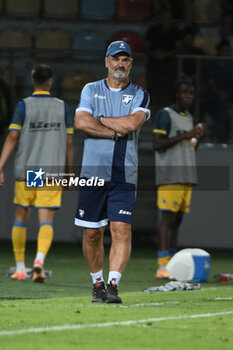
[114,132,118,141]
[111,131,118,141]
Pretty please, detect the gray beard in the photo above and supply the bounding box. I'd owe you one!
[111,70,129,81]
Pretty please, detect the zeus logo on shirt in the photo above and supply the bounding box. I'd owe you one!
[30,122,61,131]
[122,95,133,105]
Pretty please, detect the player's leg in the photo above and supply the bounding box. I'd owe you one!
[33,185,61,283]
[107,222,131,304]
[156,210,177,278]
[11,180,32,280]
[75,183,109,302]
[169,211,184,258]
[164,185,192,265]
[32,208,55,283]
[109,221,131,274]
[37,208,55,260]
[83,227,105,278]
[106,183,135,303]
[82,227,106,302]
[11,205,30,280]
[156,185,183,279]
[167,184,192,259]
[104,221,131,303]
[83,226,105,273]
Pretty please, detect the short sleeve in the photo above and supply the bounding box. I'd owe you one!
[131,88,151,120]
[8,101,25,131]
[75,83,93,115]
[153,109,171,135]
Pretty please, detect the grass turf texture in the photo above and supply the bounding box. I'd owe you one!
[0,241,232,350]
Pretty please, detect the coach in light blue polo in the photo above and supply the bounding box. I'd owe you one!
[74,40,150,304]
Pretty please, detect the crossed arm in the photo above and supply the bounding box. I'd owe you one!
[74,110,147,137]
[99,110,147,134]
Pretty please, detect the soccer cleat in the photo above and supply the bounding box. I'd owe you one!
[32,268,45,283]
[33,260,45,283]
[105,282,122,304]
[11,269,27,280]
[33,259,43,274]
[155,265,169,279]
[92,281,106,303]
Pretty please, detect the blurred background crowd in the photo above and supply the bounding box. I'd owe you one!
[0,0,233,145]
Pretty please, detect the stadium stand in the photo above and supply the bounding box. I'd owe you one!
[109,30,145,53]
[35,28,71,58]
[116,0,151,21]
[0,27,31,53]
[193,0,222,25]
[5,0,40,17]
[193,32,217,55]
[72,29,108,59]
[136,74,147,90]
[80,0,116,20]
[43,0,79,19]
[59,70,93,103]
[0,0,3,14]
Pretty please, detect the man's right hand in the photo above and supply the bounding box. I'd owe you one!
[196,123,206,137]
[184,123,206,140]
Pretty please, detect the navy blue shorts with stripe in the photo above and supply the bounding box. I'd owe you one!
[75,181,136,228]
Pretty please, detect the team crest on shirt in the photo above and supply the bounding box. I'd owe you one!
[79,209,85,218]
[122,94,133,105]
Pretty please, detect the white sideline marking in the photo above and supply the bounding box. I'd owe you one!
[0,310,233,337]
[119,301,179,308]
[215,297,233,300]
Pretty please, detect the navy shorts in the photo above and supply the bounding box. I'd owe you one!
[74,181,136,228]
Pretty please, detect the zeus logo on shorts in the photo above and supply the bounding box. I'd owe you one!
[26,168,45,187]
[118,210,132,215]
[122,95,133,105]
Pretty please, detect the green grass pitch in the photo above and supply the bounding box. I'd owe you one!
[0,241,232,350]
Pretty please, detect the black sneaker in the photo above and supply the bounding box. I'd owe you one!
[105,282,122,304]
[92,282,106,303]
